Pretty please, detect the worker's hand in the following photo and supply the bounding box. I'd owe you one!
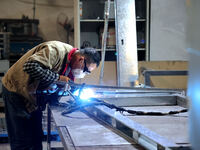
[57,75,71,95]
[59,75,71,83]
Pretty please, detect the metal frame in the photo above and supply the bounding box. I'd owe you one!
[143,70,188,86]
[84,104,188,150]
[68,82,183,92]
[82,91,189,150]
[47,84,189,150]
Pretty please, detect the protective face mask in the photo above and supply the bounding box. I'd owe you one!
[71,69,86,78]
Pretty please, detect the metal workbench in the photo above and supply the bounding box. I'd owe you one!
[47,85,190,150]
[50,106,143,150]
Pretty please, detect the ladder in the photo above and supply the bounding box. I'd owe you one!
[99,0,111,85]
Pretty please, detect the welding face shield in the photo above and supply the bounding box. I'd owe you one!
[71,69,87,78]
[71,59,91,78]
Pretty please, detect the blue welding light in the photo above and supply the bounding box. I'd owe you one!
[189,87,200,109]
[73,88,95,101]
[58,90,68,96]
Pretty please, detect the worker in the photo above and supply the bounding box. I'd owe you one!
[1,41,100,150]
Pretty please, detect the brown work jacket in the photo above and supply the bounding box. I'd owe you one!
[2,41,73,113]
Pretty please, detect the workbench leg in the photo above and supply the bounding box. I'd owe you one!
[47,104,51,150]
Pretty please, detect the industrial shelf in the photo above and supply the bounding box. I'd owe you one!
[75,0,149,61]
[80,19,115,22]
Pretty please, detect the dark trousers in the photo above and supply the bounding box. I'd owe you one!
[2,86,43,150]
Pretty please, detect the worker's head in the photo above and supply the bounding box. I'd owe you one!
[70,47,100,78]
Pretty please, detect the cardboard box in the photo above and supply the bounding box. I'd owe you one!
[100,27,116,47]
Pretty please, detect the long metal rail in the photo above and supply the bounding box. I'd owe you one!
[69,82,184,93]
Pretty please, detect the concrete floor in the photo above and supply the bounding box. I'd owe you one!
[0,142,64,150]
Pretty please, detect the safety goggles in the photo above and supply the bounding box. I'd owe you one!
[83,60,91,74]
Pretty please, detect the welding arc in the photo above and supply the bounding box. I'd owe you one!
[78,83,86,98]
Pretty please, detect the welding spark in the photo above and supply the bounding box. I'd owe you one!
[73,88,95,101]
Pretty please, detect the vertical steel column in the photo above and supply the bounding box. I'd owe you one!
[115,0,138,87]
[47,104,51,150]
[145,0,150,61]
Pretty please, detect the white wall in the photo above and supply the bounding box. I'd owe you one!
[150,0,189,61]
[0,0,74,45]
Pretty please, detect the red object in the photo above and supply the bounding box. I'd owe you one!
[61,48,78,81]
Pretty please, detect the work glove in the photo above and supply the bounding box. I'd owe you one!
[59,75,71,83]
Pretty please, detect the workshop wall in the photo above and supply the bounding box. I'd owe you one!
[0,0,74,45]
[150,0,189,61]
[138,61,188,89]
[77,61,188,90]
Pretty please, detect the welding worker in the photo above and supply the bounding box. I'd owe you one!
[1,41,100,150]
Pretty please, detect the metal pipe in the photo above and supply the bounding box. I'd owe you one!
[47,104,51,150]
[146,0,150,61]
[33,0,36,20]
[99,0,111,85]
[143,70,188,86]
[68,82,183,93]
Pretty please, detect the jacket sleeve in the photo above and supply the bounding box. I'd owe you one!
[24,44,62,89]
[23,60,59,88]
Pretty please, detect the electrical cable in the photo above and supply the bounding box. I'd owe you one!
[61,97,188,116]
[41,82,188,117]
